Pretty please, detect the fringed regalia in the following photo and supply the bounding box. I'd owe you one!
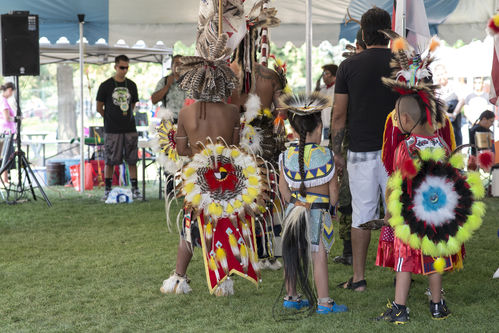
[279,143,336,252]
[179,141,275,294]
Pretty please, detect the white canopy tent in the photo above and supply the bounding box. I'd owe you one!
[2,0,498,192]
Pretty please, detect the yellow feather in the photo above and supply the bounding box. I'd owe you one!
[205,223,213,237]
[388,200,403,216]
[421,236,437,256]
[208,203,218,216]
[446,236,460,254]
[431,148,446,161]
[449,153,465,169]
[420,149,432,161]
[240,244,248,258]
[209,256,218,271]
[409,233,421,249]
[394,224,410,243]
[216,145,225,155]
[231,150,240,158]
[229,233,237,247]
[389,215,404,227]
[226,203,234,214]
[246,166,256,174]
[471,201,486,218]
[455,226,471,243]
[233,200,242,209]
[248,176,259,186]
[387,171,403,190]
[192,194,201,206]
[216,248,226,261]
[242,194,253,203]
[184,183,194,193]
[434,257,446,274]
[247,187,258,197]
[437,241,448,256]
[493,14,499,28]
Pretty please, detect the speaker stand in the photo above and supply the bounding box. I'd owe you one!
[0,76,51,206]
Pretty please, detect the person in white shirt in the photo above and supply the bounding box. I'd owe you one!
[316,64,338,142]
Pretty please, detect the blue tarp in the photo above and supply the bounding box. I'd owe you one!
[0,0,108,44]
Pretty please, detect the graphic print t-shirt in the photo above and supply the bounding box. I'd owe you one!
[96,77,139,133]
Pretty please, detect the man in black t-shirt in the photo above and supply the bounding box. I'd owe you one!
[96,54,141,201]
[331,8,398,291]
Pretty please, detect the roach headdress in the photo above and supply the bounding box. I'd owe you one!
[380,31,446,129]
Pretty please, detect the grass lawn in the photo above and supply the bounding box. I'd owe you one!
[1,185,498,332]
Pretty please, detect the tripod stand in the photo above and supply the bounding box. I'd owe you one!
[0,76,51,206]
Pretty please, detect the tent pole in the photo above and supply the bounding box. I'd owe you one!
[306,0,312,94]
[78,14,85,193]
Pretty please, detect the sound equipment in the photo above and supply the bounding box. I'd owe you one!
[0,11,39,76]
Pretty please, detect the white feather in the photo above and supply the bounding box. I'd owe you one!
[413,175,458,227]
[244,94,262,122]
[156,107,175,121]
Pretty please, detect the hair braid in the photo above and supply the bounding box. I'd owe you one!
[298,127,307,197]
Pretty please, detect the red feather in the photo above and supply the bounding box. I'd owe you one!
[478,151,494,171]
[401,158,418,179]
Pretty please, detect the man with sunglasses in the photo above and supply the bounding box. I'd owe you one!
[97,54,141,201]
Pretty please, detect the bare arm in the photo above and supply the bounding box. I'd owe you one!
[97,101,105,117]
[232,107,240,146]
[452,98,464,119]
[3,109,11,122]
[330,93,348,169]
[278,166,291,204]
[175,110,192,157]
[151,76,173,105]
[328,168,339,207]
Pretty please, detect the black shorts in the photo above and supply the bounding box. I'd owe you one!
[104,132,138,165]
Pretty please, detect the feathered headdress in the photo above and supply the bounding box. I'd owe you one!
[234,0,280,94]
[380,30,445,129]
[177,33,238,102]
[279,92,331,116]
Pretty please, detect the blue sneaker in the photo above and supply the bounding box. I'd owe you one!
[283,296,310,310]
[316,299,348,314]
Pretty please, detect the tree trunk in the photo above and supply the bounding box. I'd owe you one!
[56,64,77,156]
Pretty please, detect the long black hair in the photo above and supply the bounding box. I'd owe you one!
[287,112,322,197]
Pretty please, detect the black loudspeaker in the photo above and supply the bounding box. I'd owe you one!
[0,12,39,76]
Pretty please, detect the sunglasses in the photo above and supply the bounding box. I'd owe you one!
[119,66,129,70]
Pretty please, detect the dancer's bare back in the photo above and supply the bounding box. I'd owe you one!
[176,101,240,157]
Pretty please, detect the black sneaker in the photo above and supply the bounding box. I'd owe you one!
[375,301,409,324]
[430,299,451,320]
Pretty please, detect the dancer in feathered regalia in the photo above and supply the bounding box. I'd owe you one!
[375,34,486,324]
[229,1,288,268]
[277,93,348,315]
[160,1,278,296]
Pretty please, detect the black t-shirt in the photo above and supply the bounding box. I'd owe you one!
[96,77,139,133]
[335,48,399,152]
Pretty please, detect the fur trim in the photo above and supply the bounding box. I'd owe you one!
[214,278,234,296]
[160,273,192,294]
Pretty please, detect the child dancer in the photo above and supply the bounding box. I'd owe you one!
[376,36,485,324]
[278,93,348,314]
